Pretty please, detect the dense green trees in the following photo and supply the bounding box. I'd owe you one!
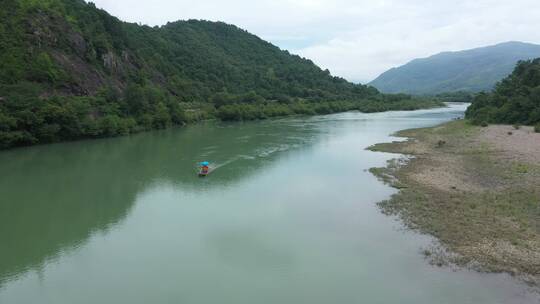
[215,97,442,121]
[0,81,187,148]
[0,0,442,149]
[433,91,475,103]
[466,59,540,125]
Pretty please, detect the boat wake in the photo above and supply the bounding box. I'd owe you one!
[205,155,255,173]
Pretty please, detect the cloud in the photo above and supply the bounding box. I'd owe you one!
[91,0,540,83]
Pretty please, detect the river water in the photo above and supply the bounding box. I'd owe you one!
[0,103,537,303]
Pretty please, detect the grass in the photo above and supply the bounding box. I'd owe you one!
[368,120,540,285]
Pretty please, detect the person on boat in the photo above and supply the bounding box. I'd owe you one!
[200,162,210,175]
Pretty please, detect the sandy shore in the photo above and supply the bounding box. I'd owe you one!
[369,120,540,287]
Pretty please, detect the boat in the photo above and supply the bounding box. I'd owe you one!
[198,161,210,177]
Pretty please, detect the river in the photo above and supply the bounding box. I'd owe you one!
[0,103,537,303]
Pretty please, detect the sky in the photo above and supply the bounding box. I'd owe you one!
[91,0,540,84]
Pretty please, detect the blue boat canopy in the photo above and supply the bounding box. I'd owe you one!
[200,161,210,166]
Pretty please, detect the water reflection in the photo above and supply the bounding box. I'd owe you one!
[0,119,321,285]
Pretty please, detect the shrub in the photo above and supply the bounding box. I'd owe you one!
[535,123,540,133]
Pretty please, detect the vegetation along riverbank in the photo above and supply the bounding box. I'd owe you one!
[369,120,540,286]
[465,58,540,128]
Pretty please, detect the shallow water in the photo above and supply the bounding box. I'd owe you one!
[0,104,537,303]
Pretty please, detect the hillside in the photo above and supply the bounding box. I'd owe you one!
[466,58,540,126]
[0,0,441,149]
[369,42,540,95]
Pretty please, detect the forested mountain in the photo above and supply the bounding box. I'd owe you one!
[466,58,540,127]
[0,0,440,149]
[369,42,540,95]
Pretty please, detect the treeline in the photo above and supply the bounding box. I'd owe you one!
[215,95,442,121]
[466,59,540,129]
[0,81,188,148]
[433,91,475,103]
[0,82,441,148]
[0,0,443,149]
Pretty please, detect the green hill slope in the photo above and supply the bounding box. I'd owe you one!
[369,42,540,95]
[465,58,540,126]
[0,0,440,149]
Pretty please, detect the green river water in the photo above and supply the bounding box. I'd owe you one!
[0,104,538,303]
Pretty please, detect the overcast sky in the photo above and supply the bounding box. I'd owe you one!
[91,0,540,83]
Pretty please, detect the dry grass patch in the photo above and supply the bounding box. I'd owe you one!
[369,120,540,286]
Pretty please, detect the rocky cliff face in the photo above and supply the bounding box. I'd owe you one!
[24,7,151,96]
[28,11,107,95]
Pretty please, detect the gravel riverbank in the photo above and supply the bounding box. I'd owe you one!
[369,120,540,287]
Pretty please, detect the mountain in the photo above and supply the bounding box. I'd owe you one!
[0,0,440,149]
[369,42,540,95]
[2,0,376,100]
[465,58,540,126]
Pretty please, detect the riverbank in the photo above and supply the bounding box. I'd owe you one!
[369,120,540,286]
[0,97,443,150]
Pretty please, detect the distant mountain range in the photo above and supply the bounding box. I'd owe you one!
[369,41,540,95]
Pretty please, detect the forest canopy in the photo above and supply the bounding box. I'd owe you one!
[466,59,540,126]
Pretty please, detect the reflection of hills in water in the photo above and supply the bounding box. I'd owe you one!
[0,118,322,285]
